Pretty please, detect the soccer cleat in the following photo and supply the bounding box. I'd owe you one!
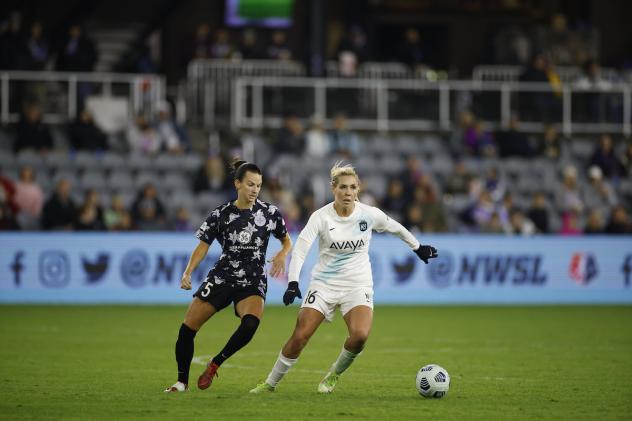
[249,382,275,394]
[164,381,188,393]
[197,361,219,390]
[318,371,340,393]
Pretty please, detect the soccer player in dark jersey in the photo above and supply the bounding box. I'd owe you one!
[165,160,292,393]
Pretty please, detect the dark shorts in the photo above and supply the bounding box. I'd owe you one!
[193,280,267,316]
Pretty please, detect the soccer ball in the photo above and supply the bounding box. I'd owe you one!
[415,364,450,398]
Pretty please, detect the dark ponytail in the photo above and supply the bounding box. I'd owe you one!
[232,158,262,181]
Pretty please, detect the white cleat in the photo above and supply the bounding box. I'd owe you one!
[164,381,188,393]
[318,371,340,394]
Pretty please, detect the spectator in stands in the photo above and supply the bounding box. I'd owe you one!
[274,114,304,155]
[68,108,108,151]
[604,205,632,234]
[583,209,604,234]
[496,192,517,232]
[574,59,613,123]
[131,183,166,230]
[508,208,536,236]
[0,170,17,214]
[12,165,44,229]
[483,166,506,203]
[444,159,473,196]
[304,115,330,158]
[104,194,131,231]
[336,25,370,63]
[56,24,97,72]
[259,176,297,218]
[237,28,263,59]
[382,178,408,221]
[127,114,160,155]
[14,103,53,153]
[0,11,24,70]
[41,178,77,230]
[23,21,49,70]
[527,192,550,234]
[172,206,192,232]
[192,155,232,195]
[495,114,534,157]
[415,180,448,233]
[589,134,625,180]
[397,28,426,71]
[0,169,18,230]
[538,124,564,159]
[328,113,359,158]
[79,189,106,230]
[403,203,424,233]
[396,156,424,193]
[472,190,496,230]
[266,30,292,61]
[519,53,561,122]
[155,101,188,154]
[621,140,632,177]
[210,28,235,59]
[190,23,212,60]
[584,166,618,210]
[556,165,584,214]
[76,204,103,231]
[481,211,504,234]
[559,209,582,236]
[493,25,531,65]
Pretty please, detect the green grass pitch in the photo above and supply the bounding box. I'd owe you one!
[1,305,631,420]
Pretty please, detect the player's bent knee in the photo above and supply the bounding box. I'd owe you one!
[241,314,260,336]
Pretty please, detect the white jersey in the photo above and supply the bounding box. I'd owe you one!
[288,202,420,290]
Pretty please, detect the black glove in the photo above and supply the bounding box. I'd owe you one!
[415,245,438,264]
[283,281,302,306]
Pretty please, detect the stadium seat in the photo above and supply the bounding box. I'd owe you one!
[108,171,135,192]
[79,170,108,191]
[100,153,127,172]
[17,151,45,168]
[135,171,160,189]
[45,152,71,172]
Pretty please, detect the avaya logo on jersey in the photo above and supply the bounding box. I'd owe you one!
[569,252,598,285]
[329,239,365,251]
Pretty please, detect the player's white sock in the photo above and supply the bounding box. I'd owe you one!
[332,346,359,375]
[265,351,298,387]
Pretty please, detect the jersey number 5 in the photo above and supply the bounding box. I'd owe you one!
[200,282,212,297]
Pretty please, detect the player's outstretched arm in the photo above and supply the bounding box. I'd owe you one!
[180,241,210,290]
[269,234,292,278]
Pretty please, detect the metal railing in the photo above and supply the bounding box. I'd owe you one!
[472,65,623,83]
[233,76,632,136]
[187,59,306,127]
[187,59,431,127]
[0,71,165,124]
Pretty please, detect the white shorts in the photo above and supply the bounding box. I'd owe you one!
[300,282,374,322]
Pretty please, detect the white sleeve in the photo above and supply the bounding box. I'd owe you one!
[372,207,420,250]
[287,211,321,283]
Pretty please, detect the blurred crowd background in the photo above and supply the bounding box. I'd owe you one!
[1,0,632,235]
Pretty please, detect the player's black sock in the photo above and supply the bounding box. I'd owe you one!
[175,323,197,384]
[212,314,260,366]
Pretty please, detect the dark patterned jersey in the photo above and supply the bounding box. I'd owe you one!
[195,199,287,288]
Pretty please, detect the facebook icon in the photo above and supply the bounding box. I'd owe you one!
[623,255,632,287]
[11,251,25,286]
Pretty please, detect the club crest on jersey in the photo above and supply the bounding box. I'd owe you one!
[253,209,267,227]
[330,239,365,251]
[238,230,252,244]
[359,220,368,231]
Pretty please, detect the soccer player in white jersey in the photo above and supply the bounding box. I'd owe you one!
[250,162,438,394]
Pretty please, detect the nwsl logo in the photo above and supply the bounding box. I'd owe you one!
[569,253,598,285]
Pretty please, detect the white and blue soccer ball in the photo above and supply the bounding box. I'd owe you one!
[415,364,450,398]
